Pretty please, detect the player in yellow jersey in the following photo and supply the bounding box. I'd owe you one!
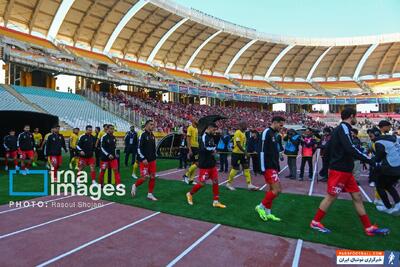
[69,128,80,169]
[226,121,259,191]
[183,119,199,184]
[32,127,43,167]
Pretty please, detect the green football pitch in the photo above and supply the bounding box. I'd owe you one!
[1,154,399,251]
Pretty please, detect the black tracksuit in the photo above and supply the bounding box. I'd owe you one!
[17,131,34,151]
[328,122,373,172]
[199,132,216,169]
[3,135,17,151]
[179,137,188,169]
[44,133,66,156]
[137,130,156,162]
[260,127,280,171]
[100,133,117,161]
[77,134,96,158]
[124,130,138,166]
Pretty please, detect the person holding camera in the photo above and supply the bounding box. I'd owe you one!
[284,129,301,180]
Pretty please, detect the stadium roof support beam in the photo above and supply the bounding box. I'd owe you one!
[306,47,332,81]
[376,43,395,76]
[3,0,15,26]
[29,0,45,33]
[326,46,346,78]
[251,44,277,77]
[392,53,400,75]
[353,43,378,80]
[184,30,222,70]
[224,39,258,76]
[73,0,102,45]
[338,46,357,78]
[265,44,294,79]
[147,17,189,63]
[293,47,318,78]
[47,0,75,40]
[103,0,148,54]
[281,46,307,78]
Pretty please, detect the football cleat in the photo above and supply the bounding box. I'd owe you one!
[310,220,331,233]
[182,175,189,184]
[130,184,137,198]
[131,174,138,180]
[247,184,259,191]
[186,192,193,205]
[212,201,226,208]
[255,205,268,221]
[266,214,281,222]
[147,193,158,201]
[226,183,236,191]
[365,225,390,236]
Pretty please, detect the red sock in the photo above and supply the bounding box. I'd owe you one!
[14,159,18,167]
[135,178,145,187]
[114,171,121,185]
[99,171,105,184]
[26,162,31,169]
[261,191,277,209]
[90,171,96,181]
[359,214,372,229]
[190,183,203,195]
[212,182,219,200]
[148,177,155,193]
[313,208,326,222]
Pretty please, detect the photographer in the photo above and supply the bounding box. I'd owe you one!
[284,129,301,180]
[299,128,317,181]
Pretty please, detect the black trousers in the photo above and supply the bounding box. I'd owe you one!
[125,148,136,166]
[219,152,228,172]
[319,156,329,178]
[250,153,260,174]
[95,148,101,167]
[300,156,313,178]
[376,174,400,209]
[179,148,188,169]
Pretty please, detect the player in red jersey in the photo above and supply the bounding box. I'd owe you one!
[77,125,97,185]
[3,129,18,171]
[44,125,67,181]
[99,125,121,185]
[310,108,389,236]
[17,125,35,175]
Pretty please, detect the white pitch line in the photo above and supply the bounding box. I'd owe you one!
[157,169,185,177]
[0,203,114,240]
[291,239,303,267]
[0,195,75,215]
[36,212,161,267]
[308,149,320,196]
[218,172,242,186]
[359,185,372,203]
[166,224,221,267]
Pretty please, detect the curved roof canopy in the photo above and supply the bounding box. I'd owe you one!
[1,0,400,80]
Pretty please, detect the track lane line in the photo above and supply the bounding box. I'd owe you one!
[36,212,161,267]
[291,239,303,267]
[166,224,221,267]
[0,202,113,240]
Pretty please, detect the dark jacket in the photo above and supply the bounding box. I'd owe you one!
[375,135,400,176]
[318,134,332,157]
[124,130,138,152]
[100,133,117,161]
[17,131,34,151]
[199,132,217,169]
[3,135,17,151]
[77,134,96,158]
[44,133,66,156]
[137,130,156,162]
[247,136,260,153]
[260,127,280,171]
[328,122,373,173]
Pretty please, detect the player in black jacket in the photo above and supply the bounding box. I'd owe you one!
[186,122,226,208]
[310,108,389,236]
[44,125,67,181]
[131,120,158,201]
[17,125,35,174]
[124,126,138,166]
[3,129,18,171]
[77,125,97,184]
[99,125,121,185]
[255,116,285,222]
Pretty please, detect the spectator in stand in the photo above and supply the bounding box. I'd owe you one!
[284,129,301,180]
[299,128,316,181]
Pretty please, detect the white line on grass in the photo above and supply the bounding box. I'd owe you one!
[218,172,242,186]
[166,224,221,267]
[291,239,303,267]
[0,202,113,240]
[36,212,161,267]
[308,149,320,196]
[157,169,185,177]
[0,195,75,215]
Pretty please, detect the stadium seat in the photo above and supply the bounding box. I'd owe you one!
[0,85,36,112]
[13,86,130,131]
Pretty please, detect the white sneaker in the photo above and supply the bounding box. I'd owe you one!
[377,205,397,215]
[374,199,384,206]
[391,202,400,216]
[132,174,138,179]
[5,166,8,171]
[147,193,158,201]
[369,182,376,187]
[182,175,189,184]
[131,184,137,198]
[226,183,236,191]
[247,184,259,191]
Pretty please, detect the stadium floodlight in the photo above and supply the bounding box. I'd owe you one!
[184,30,222,71]
[306,47,332,81]
[47,0,75,40]
[147,17,189,64]
[103,0,148,54]
[353,43,379,80]
[265,44,294,79]
[224,39,258,76]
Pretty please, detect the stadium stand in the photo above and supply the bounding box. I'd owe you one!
[12,86,130,131]
[318,81,362,91]
[236,79,275,90]
[199,74,236,87]
[65,46,116,66]
[0,85,36,112]
[275,82,316,91]
[0,26,58,51]
[365,78,400,93]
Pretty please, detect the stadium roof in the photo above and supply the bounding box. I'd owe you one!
[1,0,400,81]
